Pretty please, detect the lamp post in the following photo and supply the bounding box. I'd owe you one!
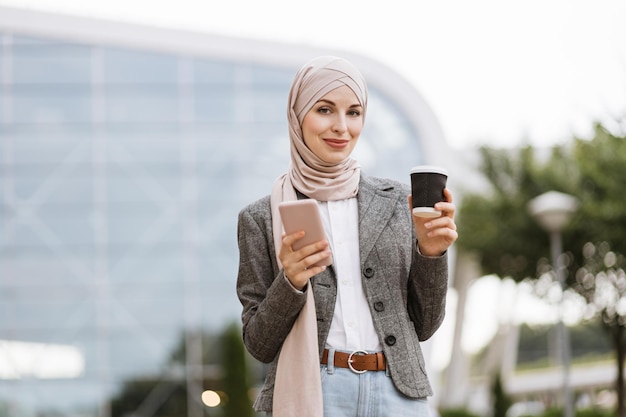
[528,191,578,417]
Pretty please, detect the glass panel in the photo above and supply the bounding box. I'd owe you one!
[193,59,237,84]
[12,35,92,84]
[249,64,293,85]
[12,85,92,123]
[0,257,92,287]
[102,47,177,84]
[10,129,91,200]
[250,87,286,123]
[356,87,423,180]
[194,83,235,123]
[104,85,179,124]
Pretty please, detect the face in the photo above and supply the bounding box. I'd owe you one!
[301,85,364,164]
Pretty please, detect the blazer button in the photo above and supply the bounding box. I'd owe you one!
[363,267,374,278]
[374,301,384,312]
[385,335,396,346]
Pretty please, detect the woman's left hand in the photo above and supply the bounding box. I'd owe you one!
[408,188,458,257]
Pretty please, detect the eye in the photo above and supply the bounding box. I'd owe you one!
[348,109,361,117]
[317,106,332,114]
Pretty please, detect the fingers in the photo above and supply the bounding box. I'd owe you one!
[434,188,455,217]
[424,217,458,242]
[279,231,331,290]
[427,189,457,239]
[409,188,458,256]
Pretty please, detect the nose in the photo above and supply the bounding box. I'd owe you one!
[332,114,347,133]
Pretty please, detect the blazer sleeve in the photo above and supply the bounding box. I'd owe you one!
[236,202,307,363]
[407,244,449,341]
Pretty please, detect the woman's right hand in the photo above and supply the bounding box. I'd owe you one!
[279,231,331,290]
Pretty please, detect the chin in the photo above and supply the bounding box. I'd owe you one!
[321,154,350,164]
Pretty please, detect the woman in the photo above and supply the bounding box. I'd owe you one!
[236,56,457,416]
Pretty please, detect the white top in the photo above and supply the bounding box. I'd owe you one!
[318,198,382,352]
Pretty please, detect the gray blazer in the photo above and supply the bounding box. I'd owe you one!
[236,174,449,412]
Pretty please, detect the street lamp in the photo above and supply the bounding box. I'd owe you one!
[528,191,578,417]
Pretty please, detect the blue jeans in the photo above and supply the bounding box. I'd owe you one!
[268,349,431,417]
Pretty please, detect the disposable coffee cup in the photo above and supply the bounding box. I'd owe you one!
[410,165,448,218]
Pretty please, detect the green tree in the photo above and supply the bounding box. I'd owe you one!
[456,122,626,417]
[219,322,253,417]
[457,144,585,283]
[573,123,626,255]
[492,372,512,417]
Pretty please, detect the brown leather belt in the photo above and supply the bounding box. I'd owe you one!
[321,349,386,373]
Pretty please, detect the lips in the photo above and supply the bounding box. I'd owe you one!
[324,139,349,149]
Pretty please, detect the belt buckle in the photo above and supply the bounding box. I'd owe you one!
[347,350,369,374]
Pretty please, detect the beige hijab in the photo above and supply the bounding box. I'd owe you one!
[270,56,367,416]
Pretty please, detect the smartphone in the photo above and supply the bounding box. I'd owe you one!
[278,199,333,267]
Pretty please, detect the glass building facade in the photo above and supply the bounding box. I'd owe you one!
[0,6,448,416]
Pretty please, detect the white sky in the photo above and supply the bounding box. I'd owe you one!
[1,0,621,360]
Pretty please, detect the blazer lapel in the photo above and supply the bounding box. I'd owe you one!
[357,176,397,264]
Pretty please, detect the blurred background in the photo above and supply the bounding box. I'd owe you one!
[0,1,625,417]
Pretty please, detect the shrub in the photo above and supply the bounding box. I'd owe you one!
[440,408,481,417]
[538,408,611,417]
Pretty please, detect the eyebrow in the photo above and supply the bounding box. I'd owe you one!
[317,98,362,108]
